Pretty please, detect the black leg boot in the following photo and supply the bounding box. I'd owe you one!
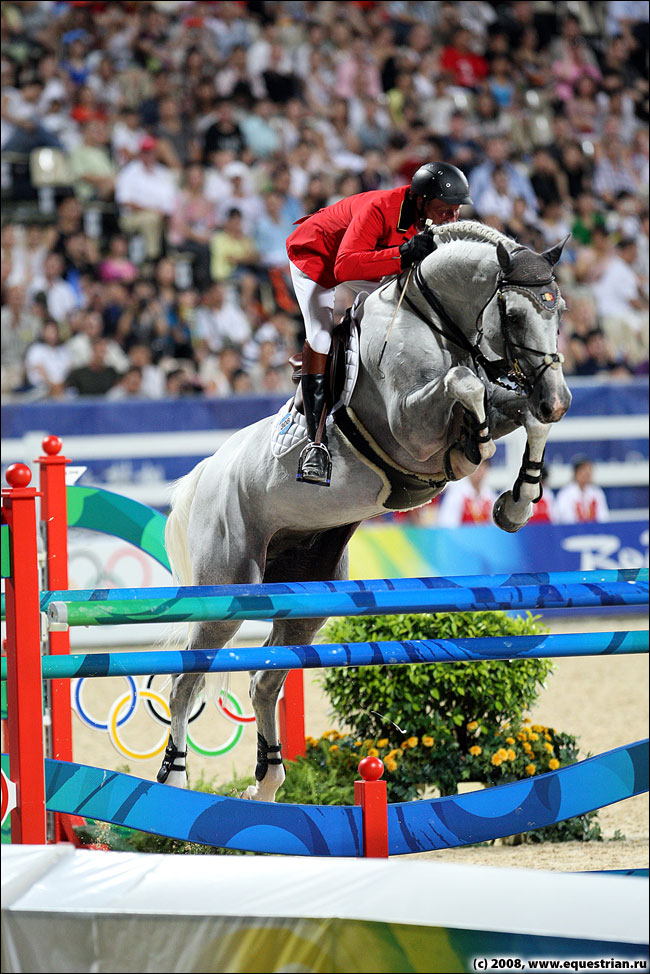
[297,345,332,486]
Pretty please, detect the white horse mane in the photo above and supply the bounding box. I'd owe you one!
[431,220,516,252]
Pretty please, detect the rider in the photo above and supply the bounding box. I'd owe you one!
[286,162,473,486]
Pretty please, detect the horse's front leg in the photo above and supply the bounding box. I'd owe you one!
[492,415,551,533]
[443,366,496,479]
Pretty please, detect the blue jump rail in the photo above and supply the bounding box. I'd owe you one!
[4,630,645,682]
[38,739,649,855]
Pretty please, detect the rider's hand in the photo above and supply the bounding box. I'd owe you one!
[399,232,436,269]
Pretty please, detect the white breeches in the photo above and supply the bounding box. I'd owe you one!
[289,262,381,355]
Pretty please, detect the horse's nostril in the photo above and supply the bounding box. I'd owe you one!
[539,401,554,421]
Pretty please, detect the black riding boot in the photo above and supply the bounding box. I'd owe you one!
[297,344,332,486]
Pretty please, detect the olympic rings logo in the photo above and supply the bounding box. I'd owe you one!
[72,676,256,761]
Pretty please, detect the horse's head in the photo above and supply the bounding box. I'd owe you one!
[483,237,572,424]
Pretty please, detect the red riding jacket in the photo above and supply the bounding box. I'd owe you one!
[286,185,419,289]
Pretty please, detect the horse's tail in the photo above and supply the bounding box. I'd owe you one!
[164,456,211,585]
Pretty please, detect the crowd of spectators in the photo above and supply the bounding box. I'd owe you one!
[1,0,648,403]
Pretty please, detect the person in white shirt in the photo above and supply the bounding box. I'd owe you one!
[194,283,252,353]
[554,457,610,524]
[28,252,79,324]
[115,135,177,258]
[24,320,70,398]
[437,463,498,527]
[591,238,649,366]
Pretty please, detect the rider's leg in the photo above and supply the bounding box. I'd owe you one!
[289,262,335,486]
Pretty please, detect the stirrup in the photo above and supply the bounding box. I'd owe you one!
[296,442,332,486]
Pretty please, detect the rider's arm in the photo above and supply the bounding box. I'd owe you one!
[333,203,403,283]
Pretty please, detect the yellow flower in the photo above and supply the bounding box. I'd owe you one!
[544,742,553,753]
[422,736,434,747]
[516,731,527,742]
[544,733,552,741]
[385,758,398,773]
[528,732,539,741]
[523,718,531,724]
[404,736,419,749]
[305,736,318,747]
[497,748,508,759]
[523,742,532,754]
[466,721,479,732]
[532,724,544,733]
[469,745,482,756]
[506,748,516,761]
[368,747,379,757]
[548,758,560,770]
[525,764,536,776]
[505,737,515,746]
[490,753,503,766]
[354,740,363,747]
[377,738,389,748]
[329,744,339,752]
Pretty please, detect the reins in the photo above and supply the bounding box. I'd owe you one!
[397,261,564,396]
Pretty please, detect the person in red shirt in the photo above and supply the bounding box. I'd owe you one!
[286,161,473,486]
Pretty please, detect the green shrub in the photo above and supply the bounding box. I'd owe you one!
[320,610,552,794]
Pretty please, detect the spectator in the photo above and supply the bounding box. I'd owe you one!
[28,253,79,325]
[115,135,176,259]
[591,238,649,365]
[593,138,641,205]
[168,163,217,290]
[210,208,257,285]
[194,283,251,354]
[106,365,144,400]
[440,28,489,89]
[24,320,70,398]
[65,337,120,396]
[126,343,166,399]
[470,138,538,215]
[99,235,138,283]
[554,457,610,523]
[1,285,41,392]
[2,70,62,153]
[437,463,498,527]
[254,191,296,270]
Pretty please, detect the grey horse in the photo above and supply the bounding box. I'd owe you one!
[158,221,571,799]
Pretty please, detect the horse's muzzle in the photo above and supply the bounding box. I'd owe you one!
[534,385,572,424]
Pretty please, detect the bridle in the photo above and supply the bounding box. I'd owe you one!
[401,261,565,396]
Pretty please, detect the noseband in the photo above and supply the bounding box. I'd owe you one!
[402,262,564,396]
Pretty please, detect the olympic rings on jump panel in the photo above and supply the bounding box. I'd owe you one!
[72,676,138,731]
[71,676,252,759]
[187,689,244,758]
[144,674,206,726]
[216,690,256,725]
[109,689,170,761]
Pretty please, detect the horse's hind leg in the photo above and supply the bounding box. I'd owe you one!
[158,620,243,787]
[243,524,356,802]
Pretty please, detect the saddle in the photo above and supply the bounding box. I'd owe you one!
[288,309,353,414]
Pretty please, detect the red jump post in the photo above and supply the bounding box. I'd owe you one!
[355,756,389,857]
[2,464,47,844]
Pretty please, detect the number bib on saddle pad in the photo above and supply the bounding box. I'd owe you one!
[271,321,361,460]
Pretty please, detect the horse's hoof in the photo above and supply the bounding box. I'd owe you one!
[162,771,188,789]
[492,492,532,533]
[479,439,496,461]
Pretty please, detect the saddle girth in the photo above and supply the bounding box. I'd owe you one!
[333,405,447,511]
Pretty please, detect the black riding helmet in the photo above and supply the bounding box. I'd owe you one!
[410,162,473,205]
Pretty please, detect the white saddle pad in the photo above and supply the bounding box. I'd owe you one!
[271,320,360,459]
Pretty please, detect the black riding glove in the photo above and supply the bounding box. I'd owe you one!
[399,232,436,269]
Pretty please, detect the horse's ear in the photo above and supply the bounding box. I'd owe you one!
[496,242,513,274]
[541,233,571,268]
